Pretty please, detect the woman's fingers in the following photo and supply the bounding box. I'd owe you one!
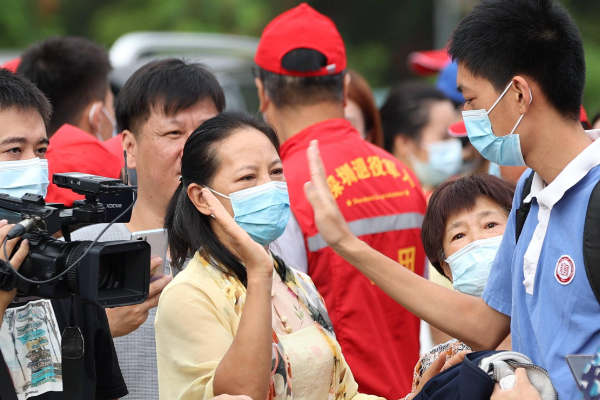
[307,140,334,204]
[441,350,471,371]
[9,239,28,271]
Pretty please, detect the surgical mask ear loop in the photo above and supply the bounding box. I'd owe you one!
[205,187,230,200]
[89,102,103,141]
[486,81,534,135]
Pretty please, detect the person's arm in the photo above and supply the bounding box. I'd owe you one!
[303,141,510,350]
[202,189,273,400]
[0,220,29,317]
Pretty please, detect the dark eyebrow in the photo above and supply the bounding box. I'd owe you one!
[456,84,464,94]
[477,210,501,218]
[38,138,49,146]
[0,136,27,145]
[270,159,282,167]
[235,159,282,173]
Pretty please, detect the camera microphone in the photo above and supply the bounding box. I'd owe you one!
[6,218,35,240]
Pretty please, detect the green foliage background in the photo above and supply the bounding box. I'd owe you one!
[1,0,600,118]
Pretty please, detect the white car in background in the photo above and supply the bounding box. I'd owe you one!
[109,31,260,112]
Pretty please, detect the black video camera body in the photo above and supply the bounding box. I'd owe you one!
[0,173,150,308]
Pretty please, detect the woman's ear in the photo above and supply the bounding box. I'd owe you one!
[187,183,212,216]
[441,262,453,283]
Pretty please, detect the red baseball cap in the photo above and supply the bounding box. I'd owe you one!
[407,49,450,76]
[1,57,21,73]
[255,3,346,77]
[449,104,591,137]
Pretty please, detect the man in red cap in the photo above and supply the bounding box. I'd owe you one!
[17,37,124,206]
[254,4,426,398]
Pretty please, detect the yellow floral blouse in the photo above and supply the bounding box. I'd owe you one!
[155,252,383,400]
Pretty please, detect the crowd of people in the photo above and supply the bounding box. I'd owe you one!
[1,0,600,399]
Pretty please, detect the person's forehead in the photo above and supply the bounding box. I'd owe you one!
[0,107,47,142]
[456,64,494,94]
[217,128,278,164]
[145,99,218,128]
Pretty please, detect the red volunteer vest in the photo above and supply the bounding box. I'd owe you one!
[280,119,427,399]
[46,124,123,206]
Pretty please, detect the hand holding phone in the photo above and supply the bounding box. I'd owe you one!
[131,229,170,282]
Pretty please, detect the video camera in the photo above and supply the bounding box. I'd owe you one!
[0,173,150,308]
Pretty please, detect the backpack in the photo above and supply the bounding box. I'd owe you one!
[414,350,557,400]
[515,171,600,304]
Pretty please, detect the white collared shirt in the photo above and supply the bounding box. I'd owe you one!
[521,130,600,294]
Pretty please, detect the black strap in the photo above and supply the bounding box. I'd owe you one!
[61,297,84,400]
[584,180,600,305]
[0,352,18,400]
[515,171,536,243]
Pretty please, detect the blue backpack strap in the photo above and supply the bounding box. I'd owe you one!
[516,171,535,243]
[584,180,600,305]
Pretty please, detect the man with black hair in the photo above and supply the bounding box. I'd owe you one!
[300,1,600,399]
[71,58,225,400]
[17,37,123,206]
[254,4,427,399]
[0,68,126,400]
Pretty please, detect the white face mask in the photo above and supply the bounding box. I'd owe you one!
[0,158,49,198]
[89,103,117,141]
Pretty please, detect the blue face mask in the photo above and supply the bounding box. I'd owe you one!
[0,158,49,198]
[409,138,463,187]
[488,162,501,177]
[209,181,290,246]
[445,235,503,297]
[462,82,532,166]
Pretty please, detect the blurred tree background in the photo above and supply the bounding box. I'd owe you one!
[1,0,600,117]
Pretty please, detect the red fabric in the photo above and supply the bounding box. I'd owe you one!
[102,134,126,168]
[46,124,122,206]
[255,3,346,77]
[407,49,450,76]
[448,121,467,138]
[281,119,427,399]
[1,57,21,72]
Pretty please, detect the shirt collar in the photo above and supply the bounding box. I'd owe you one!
[524,134,600,208]
[279,118,360,161]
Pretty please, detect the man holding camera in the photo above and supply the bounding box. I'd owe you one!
[0,69,126,399]
[71,58,225,400]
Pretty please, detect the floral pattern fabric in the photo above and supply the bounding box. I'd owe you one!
[155,252,382,400]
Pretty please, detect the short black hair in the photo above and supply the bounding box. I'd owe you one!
[448,0,585,122]
[17,36,111,135]
[0,68,52,129]
[116,59,226,135]
[165,111,280,285]
[380,81,448,153]
[254,48,345,108]
[422,174,515,278]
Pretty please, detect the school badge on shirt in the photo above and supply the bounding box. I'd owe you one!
[555,255,576,285]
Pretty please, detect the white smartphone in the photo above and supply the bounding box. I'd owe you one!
[566,354,595,390]
[130,229,170,282]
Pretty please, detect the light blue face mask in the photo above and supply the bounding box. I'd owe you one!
[409,138,463,187]
[445,235,503,297]
[488,162,501,177]
[0,158,49,198]
[208,181,290,246]
[462,82,532,166]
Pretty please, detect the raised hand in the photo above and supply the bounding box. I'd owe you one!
[304,140,354,251]
[201,188,273,279]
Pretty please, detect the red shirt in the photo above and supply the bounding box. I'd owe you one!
[280,119,427,399]
[46,124,123,206]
